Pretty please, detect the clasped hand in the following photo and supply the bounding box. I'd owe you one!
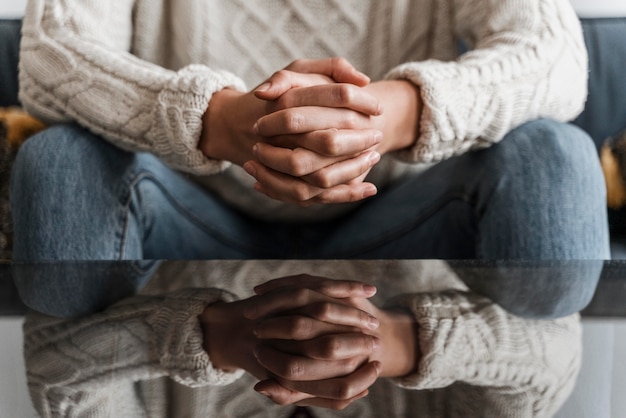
[200,58,386,206]
[200,274,417,410]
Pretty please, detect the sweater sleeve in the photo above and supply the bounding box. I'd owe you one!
[386,0,588,163]
[24,288,244,418]
[388,291,581,417]
[18,0,246,175]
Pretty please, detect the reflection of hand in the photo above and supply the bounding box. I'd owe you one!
[199,276,380,406]
[247,275,418,410]
[246,59,384,206]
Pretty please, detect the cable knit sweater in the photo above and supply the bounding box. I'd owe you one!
[23,260,582,418]
[19,0,588,221]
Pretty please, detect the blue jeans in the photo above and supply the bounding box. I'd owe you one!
[10,119,610,260]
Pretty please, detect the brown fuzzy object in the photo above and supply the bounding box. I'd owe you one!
[601,131,626,210]
[0,108,46,260]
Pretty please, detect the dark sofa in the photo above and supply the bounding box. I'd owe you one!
[1,18,626,256]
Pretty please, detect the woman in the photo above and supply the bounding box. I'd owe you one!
[11,0,609,260]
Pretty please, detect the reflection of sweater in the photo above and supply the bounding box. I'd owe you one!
[19,0,587,221]
[23,261,581,417]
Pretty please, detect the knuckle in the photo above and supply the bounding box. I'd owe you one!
[284,360,306,379]
[291,316,314,338]
[292,288,310,306]
[274,69,291,81]
[274,94,292,110]
[320,337,342,358]
[284,112,305,132]
[288,150,312,176]
[314,191,335,205]
[310,169,334,189]
[332,56,349,69]
[343,187,362,202]
[345,356,362,371]
[343,112,360,129]
[332,382,354,400]
[310,302,334,321]
[292,183,313,202]
[335,84,354,105]
[319,130,341,155]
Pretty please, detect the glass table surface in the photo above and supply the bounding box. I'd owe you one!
[0,260,624,418]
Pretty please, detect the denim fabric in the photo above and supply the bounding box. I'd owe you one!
[451,260,604,319]
[10,119,610,260]
[12,261,158,317]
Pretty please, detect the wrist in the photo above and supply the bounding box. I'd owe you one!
[373,308,418,378]
[199,88,263,166]
[200,302,244,373]
[364,80,421,155]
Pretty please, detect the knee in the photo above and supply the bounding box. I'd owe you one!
[13,263,147,318]
[14,124,87,168]
[11,124,132,199]
[493,119,605,202]
[520,119,599,175]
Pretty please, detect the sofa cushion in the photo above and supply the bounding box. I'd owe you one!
[0,20,21,108]
[573,18,626,149]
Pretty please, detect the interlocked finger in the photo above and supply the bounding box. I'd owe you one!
[269,84,382,116]
[254,344,369,381]
[253,142,379,188]
[254,106,371,137]
[268,333,381,360]
[267,129,382,157]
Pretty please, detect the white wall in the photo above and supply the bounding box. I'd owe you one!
[0,0,27,18]
[571,0,626,17]
[556,319,626,418]
[0,318,37,418]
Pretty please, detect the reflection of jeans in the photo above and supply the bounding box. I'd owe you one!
[13,261,158,317]
[451,260,604,319]
[11,119,610,260]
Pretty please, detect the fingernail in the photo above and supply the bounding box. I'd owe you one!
[362,184,377,199]
[252,143,259,156]
[256,82,271,92]
[368,151,381,165]
[373,131,382,145]
[363,284,377,296]
[256,390,272,399]
[243,162,257,177]
[367,315,380,330]
[373,361,382,374]
[372,336,381,350]
[253,122,260,135]
[354,69,370,81]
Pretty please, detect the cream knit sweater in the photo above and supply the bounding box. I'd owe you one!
[19,0,588,221]
[23,261,581,418]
